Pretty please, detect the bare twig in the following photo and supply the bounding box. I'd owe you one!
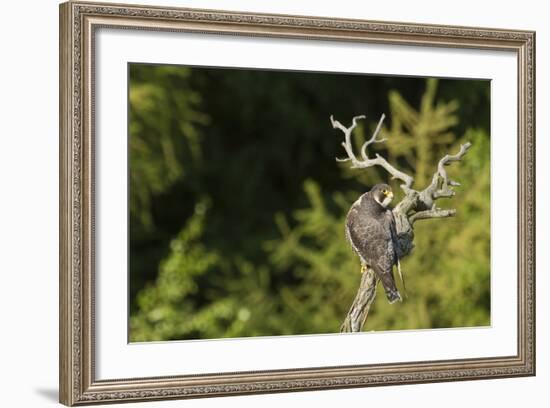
[360,114,387,160]
[331,115,414,189]
[423,142,472,200]
[409,208,456,223]
[437,142,472,187]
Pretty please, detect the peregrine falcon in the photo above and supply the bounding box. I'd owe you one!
[345,183,402,304]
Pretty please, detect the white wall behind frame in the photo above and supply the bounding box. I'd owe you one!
[0,0,546,408]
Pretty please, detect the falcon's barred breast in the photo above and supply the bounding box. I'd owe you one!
[345,183,402,304]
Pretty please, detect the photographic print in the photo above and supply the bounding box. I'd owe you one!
[128,64,491,342]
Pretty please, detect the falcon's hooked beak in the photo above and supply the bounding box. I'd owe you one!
[380,189,394,208]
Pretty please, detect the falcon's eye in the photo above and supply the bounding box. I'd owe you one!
[382,189,388,195]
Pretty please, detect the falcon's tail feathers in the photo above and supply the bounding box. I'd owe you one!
[385,288,402,304]
[397,258,407,298]
[374,266,402,304]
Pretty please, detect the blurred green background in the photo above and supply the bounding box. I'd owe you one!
[128,63,490,342]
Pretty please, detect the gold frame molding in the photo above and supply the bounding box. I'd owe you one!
[59,1,536,405]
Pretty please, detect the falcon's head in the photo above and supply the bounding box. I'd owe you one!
[371,183,394,208]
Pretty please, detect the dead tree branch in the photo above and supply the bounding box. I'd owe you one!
[340,268,377,332]
[332,114,471,333]
[420,142,472,204]
[331,115,414,189]
[409,208,456,223]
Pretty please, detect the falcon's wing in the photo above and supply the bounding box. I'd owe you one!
[385,210,399,259]
[367,236,401,304]
[345,205,368,264]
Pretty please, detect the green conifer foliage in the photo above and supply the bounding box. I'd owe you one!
[129,67,490,341]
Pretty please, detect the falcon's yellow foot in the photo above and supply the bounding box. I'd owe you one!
[360,265,367,274]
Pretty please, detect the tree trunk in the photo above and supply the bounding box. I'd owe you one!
[340,268,378,332]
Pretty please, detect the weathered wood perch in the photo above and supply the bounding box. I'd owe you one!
[331,114,471,333]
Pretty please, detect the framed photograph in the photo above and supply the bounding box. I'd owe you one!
[59,1,535,405]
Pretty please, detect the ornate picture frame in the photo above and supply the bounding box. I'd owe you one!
[59,1,535,405]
